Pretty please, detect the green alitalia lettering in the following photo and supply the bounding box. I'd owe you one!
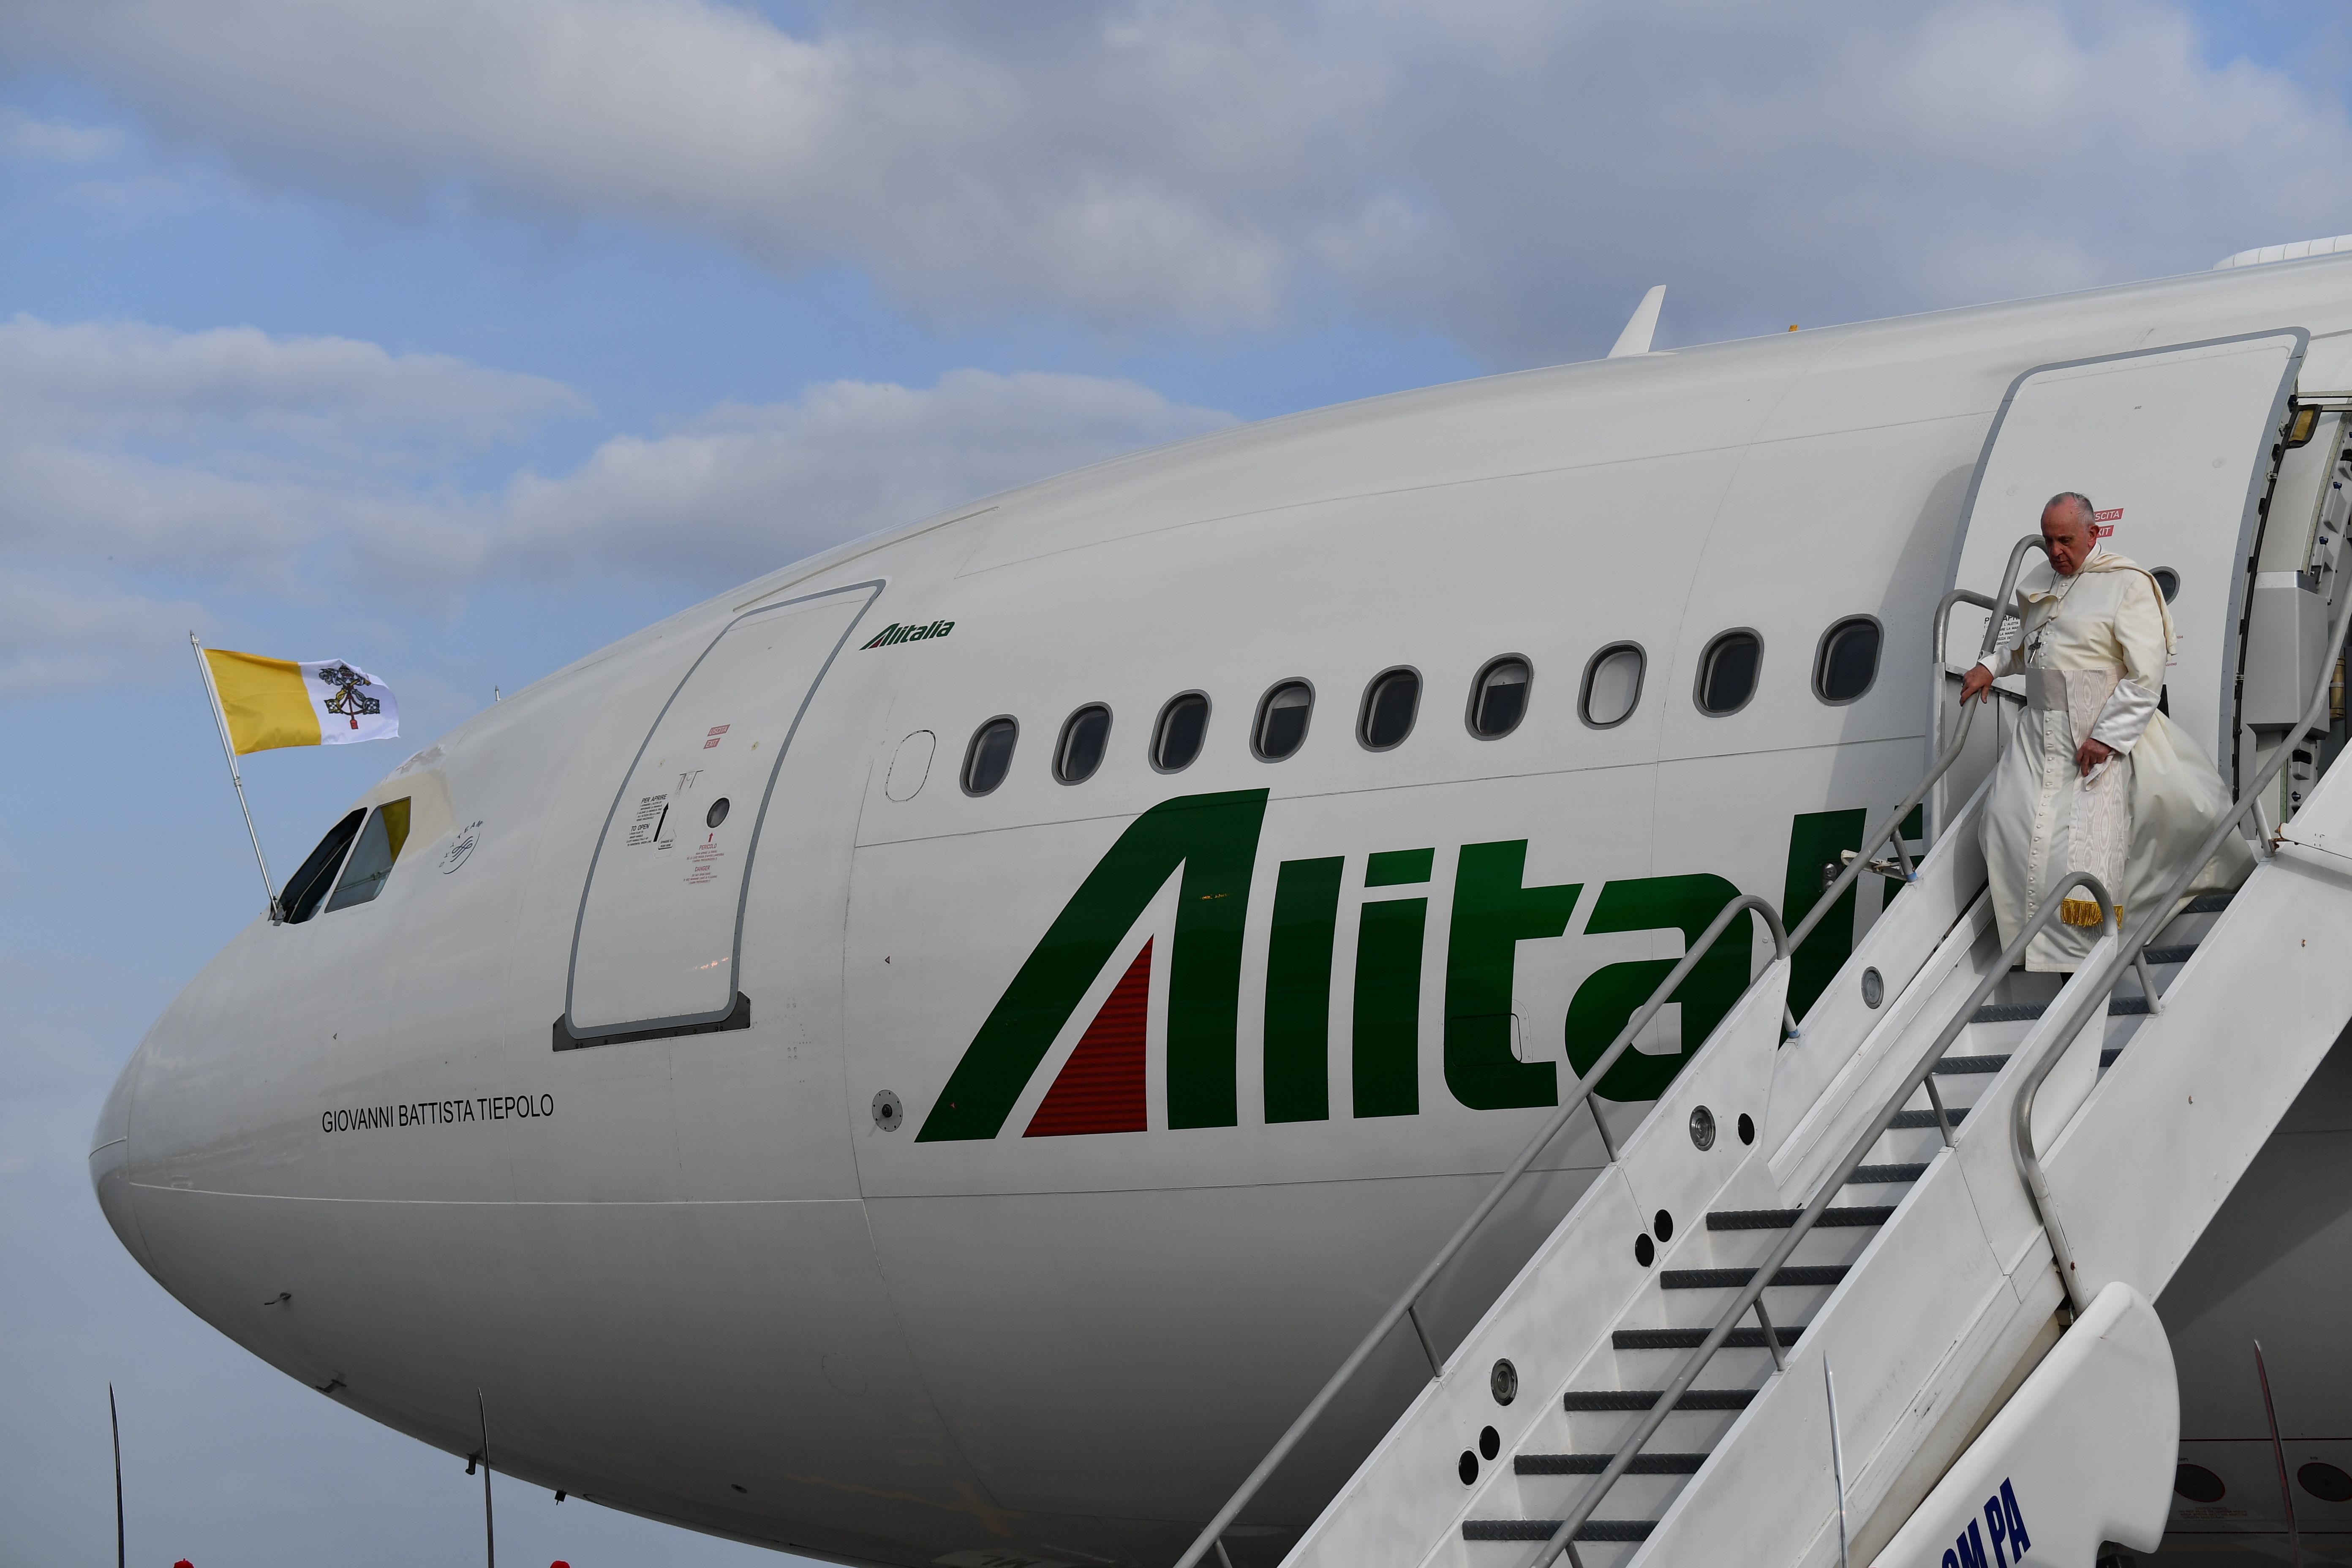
[1264,857,1342,1123]
[1366,847,1434,886]
[917,789,1267,1141]
[1445,841,1582,1110]
[1353,892,1425,1117]
[1563,874,1746,1102]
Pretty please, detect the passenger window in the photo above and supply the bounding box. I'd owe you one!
[962,717,1018,795]
[1696,631,1762,715]
[1468,657,1531,738]
[1359,668,1421,750]
[1580,644,1645,729]
[1813,618,1881,705]
[281,808,365,924]
[1056,705,1111,784]
[2151,566,2180,603]
[1253,681,1314,760]
[325,798,413,913]
[1153,693,1210,772]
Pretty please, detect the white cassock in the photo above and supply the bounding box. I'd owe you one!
[1975,547,2253,972]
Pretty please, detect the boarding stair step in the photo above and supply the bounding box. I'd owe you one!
[1707,1206,1891,1232]
[1972,996,2151,1024]
[1561,1388,1756,1413]
[1612,1326,1805,1351]
[1660,1264,1849,1290]
[1464,1519,1656,1543]
[1516,1452,1707,1476]
[1846,1162,1927,1184]
[1937,1048,2124,1077]
[1890,1107,1967,1130]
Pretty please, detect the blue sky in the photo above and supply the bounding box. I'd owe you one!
[4,3,2351,1564]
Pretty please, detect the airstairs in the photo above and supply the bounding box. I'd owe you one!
[1177,547,2352,1568]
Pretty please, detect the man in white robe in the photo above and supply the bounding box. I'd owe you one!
[1959,493,2252,971]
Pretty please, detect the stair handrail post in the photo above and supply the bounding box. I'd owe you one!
[1167,896,1788,1568]
[2012,561,2352,1315]
[1522,868,2111,1568]
[1788,537,2046,957]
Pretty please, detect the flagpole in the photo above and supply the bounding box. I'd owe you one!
[190,633,282,924]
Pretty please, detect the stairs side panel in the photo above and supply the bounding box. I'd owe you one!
[2046,839,2352,1303]
[1277,965,1790,1568]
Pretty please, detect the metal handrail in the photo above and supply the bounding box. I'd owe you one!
[2012,554,2352,1314]
[1787,536,2048,953]
[1174,536,2054,1568]
[1168,895,1790,1568]
[1524,870,2115,1568]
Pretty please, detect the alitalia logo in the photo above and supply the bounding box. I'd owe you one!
[862,619,953,650]
[916,790,1902,1141]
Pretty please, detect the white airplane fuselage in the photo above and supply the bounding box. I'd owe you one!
[94,258,2352,1563]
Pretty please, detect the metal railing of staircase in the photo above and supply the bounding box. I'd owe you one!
[2011,554,2352,1316]
[1786,535,2048,954]
[1171,534,2053,1568]
[1168,894,1790,1568]
[1519,869,2118,1568]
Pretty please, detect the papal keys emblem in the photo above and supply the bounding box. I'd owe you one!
[315,662,382,730]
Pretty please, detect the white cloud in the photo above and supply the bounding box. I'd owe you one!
[7,1,2352,354]
[0,107,126,163]
[495,369,1234,580]
[0,315,583,448]
[0,577,205,697]
[0,317,1234,694]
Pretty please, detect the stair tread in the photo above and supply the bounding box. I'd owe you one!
[1939,1047,2124,1076]
[1465,1520,1656,1543]
[2184,893,2234,913]
[1971,995,2151,1024]
[1890,1106,1966,1130]
[1562,1388,1756,1411]
[1707,1205,1891,1231]
[1613,1326,1805,1351]
[1661,1263,1849,1289]
[2143,945,2197,965]
[1847,1162,1927,1184]
[1516,1452,1707,1475]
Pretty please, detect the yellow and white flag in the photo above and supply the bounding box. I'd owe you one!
[201,649,401,755]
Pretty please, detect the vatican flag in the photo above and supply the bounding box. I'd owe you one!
[199,648,401,754]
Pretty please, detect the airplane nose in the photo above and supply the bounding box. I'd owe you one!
[90,1045,158,1277]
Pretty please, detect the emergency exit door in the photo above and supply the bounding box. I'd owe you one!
[561,580,879,1046]
[1945,330,2306,776]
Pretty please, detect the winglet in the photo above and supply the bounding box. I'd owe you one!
[1607,285,1666,358]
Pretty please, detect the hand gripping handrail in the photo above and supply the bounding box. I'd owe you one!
[2012,555,2352,1315]
[1168,896,1790,1568]
[1788,536,2048,952]
[1519,869,2115,1568]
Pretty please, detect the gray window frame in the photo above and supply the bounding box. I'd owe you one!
[1693,628,1765,717]
[1150,691,1213,774]
[1811,615,1884,706]
[960,715,1021,795]
[1465,654,1534,740]
[1357,665,1424,752]
[1578,641,1647,730]
[1054,704,1113,785]
[1251,679,1316,762]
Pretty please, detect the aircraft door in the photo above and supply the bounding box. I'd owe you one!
[1941,331,2306,817]
[561,582,879,1045]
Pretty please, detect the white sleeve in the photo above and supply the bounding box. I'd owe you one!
[2091,679,2160,752]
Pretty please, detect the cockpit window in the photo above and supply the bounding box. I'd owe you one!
[324,798,412,913]
[281,809,365,924]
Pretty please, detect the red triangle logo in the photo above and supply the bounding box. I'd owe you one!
[1024,939,1152,1136]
